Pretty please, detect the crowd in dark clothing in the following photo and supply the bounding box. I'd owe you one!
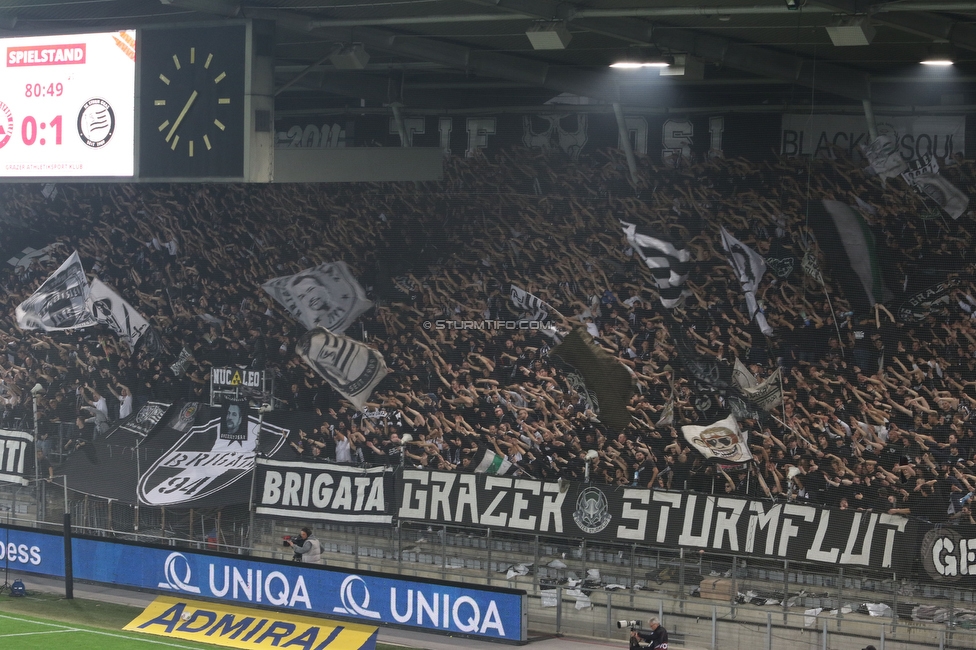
[1,144,976,526]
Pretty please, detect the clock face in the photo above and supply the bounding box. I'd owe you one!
[138,25,245,178]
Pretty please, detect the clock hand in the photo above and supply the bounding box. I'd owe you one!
[165,90,198,143]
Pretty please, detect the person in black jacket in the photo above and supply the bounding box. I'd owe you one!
[631,618,668,649]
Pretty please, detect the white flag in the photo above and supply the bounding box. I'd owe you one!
[263,261,372,334]
[861,135,908,180]
[742,368,784,411]
[732,358,757,390]
[16,251,97,331]
[88,278,154,351]
[682,414,752,463]
[297,327,389,410]
[719,227,773,336]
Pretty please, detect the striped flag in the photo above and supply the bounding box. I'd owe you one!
[474,449,515,475]
[621,221,692,309]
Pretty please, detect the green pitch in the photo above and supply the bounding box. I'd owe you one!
[0,591,421,650]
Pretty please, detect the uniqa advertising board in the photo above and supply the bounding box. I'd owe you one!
[0,525,525,641]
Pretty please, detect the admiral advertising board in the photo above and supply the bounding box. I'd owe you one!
[0,524,526,641]
[398,470,917,574]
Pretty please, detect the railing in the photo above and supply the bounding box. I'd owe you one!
[4,481,976,649]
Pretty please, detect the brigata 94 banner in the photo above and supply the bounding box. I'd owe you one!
[398,469,918,574]
[0,31,136,177]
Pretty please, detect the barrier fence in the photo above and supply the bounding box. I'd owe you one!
[4,479,976,649]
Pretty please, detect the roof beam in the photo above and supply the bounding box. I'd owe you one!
[465,0,898,103]
[811,0,976,53]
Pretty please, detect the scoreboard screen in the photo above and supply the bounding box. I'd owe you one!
[0,31,136,177]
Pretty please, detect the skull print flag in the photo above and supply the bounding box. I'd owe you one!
[681,414,753,463]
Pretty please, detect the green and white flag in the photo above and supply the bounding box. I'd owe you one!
[474,449,514,475]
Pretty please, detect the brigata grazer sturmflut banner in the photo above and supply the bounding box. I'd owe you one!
[0,429,33,485]
[397,470,917,573]
[256,459,395,524]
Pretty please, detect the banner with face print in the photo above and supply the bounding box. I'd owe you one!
[682,414,753,463]
[263,261,372,334]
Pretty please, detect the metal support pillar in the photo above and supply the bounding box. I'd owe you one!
[392,103,410,147]
[612,102,639,185]
[862,99,879,142]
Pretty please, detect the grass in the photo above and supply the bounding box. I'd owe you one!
[0,591,423,650]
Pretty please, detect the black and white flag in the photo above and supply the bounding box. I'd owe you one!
[0,429,32,485]
[297,327,389,410]
[510,285,549,320]
[263,261,372,334]
[682,414,753,464]
[861,134,908,180]
[88,278,154,351]
[621,221,691,309]
[16,251,97,331]
[742,368,784,411]
[170,346,195,377]
[732,358,757,390]
[899,155,969,220]
[510,285,566,341]
[719,227,773,336]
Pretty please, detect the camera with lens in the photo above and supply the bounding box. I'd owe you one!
[282,534,302,561]
[617,620,642,631]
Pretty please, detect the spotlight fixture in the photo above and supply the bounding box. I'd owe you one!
[610,56,672,69]
[922,43,954,66]
[659,54,704,79]
[785,0,798,10]
[329,44,370,70]
[826,17,875,47]
[525,21,572,50]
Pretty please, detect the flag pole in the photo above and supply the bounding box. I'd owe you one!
[819,277,846,358]
[769,413,816,447]
[751,460,773,499]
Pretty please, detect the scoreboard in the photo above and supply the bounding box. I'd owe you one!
[0,31,136,177]
[0,21,273,182]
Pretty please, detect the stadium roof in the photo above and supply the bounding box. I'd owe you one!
[4,1,976,113]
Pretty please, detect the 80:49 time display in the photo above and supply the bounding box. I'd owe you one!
[24,82,64,98]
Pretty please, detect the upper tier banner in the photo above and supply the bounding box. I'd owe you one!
[397,469,917,574]
[275,112,971,164]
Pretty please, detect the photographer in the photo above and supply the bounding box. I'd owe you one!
[285,527,324,565]
[631,618,668,650]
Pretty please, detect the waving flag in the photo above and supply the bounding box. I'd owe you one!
[621,221,692,309]
[719,227,773,336]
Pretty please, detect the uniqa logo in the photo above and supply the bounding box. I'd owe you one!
[332,575,381,618]
[157,552,201,594]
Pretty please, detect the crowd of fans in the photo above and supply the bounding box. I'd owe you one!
[1,144,976,527]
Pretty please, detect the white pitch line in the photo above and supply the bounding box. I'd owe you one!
[0,629,78,638]
[0,614,209,649]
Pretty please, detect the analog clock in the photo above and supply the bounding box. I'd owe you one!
[138,24,246,178]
